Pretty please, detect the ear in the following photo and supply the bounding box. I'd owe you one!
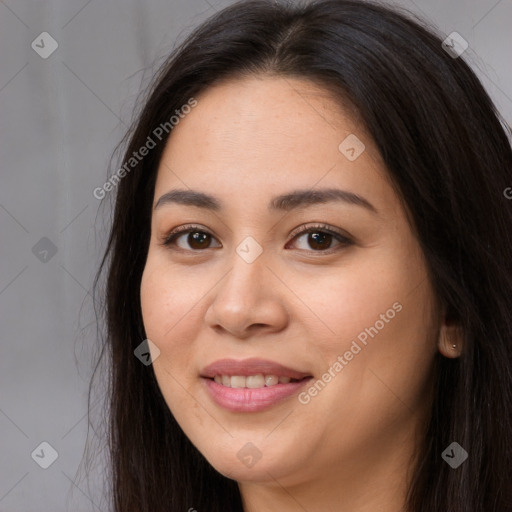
[437,308,464,358]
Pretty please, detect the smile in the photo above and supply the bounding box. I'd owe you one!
[211,374,300,388]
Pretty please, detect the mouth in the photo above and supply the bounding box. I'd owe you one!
[200,358,313,412]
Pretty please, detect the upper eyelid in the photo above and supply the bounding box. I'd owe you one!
[288,223,349,240]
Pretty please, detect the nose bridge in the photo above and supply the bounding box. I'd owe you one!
[218,243,267,303]
[205,240,288,336]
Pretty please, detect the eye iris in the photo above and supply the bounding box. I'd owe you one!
[309,232,332,250]
[188,231,210,249]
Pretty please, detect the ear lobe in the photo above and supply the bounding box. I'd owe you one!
[437,321,464,358]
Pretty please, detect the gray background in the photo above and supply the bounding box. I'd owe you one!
[1,0,511,510]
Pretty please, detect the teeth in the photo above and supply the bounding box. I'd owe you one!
[265,375,278,386]
[231,376,246,388]
[246,375,265,388]
[212,374,297,388]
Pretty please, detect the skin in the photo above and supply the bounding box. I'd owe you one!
[140,75,461,512]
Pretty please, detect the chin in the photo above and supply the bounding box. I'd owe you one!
[198,439,304,483]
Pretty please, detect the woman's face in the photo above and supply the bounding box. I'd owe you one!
[140,75,440,492]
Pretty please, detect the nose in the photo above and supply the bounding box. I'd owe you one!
[204,251,289,339]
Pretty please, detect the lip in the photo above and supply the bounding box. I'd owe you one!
[203,378,311,412]
[200,358,313,412]
[200,358,311,380]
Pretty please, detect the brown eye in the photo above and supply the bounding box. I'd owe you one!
[186,231,212,249]
[286,225,353,253]
[306,232,333,250]
[163,227,221,251]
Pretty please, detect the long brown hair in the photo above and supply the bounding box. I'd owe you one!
[89,1,512,510]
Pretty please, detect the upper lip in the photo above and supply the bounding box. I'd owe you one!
[201,358,312,380]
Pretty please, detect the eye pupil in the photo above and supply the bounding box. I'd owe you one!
[309,232,331,250]
[189,231,210,249]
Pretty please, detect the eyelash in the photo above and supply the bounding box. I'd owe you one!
[160,223,353,254]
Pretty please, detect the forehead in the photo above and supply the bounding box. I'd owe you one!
[154,75,393,211]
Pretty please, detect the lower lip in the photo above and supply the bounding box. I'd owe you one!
[202,377,312,412]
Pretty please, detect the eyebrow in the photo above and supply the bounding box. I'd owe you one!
[154,187,378,215]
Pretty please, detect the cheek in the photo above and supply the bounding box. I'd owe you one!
[284,244,430,353]
[141,251,203,338]
[140,255,207,425]
[292,242,437,414]
[140,254,204,374]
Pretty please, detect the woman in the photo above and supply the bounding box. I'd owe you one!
[91,0,512,510]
